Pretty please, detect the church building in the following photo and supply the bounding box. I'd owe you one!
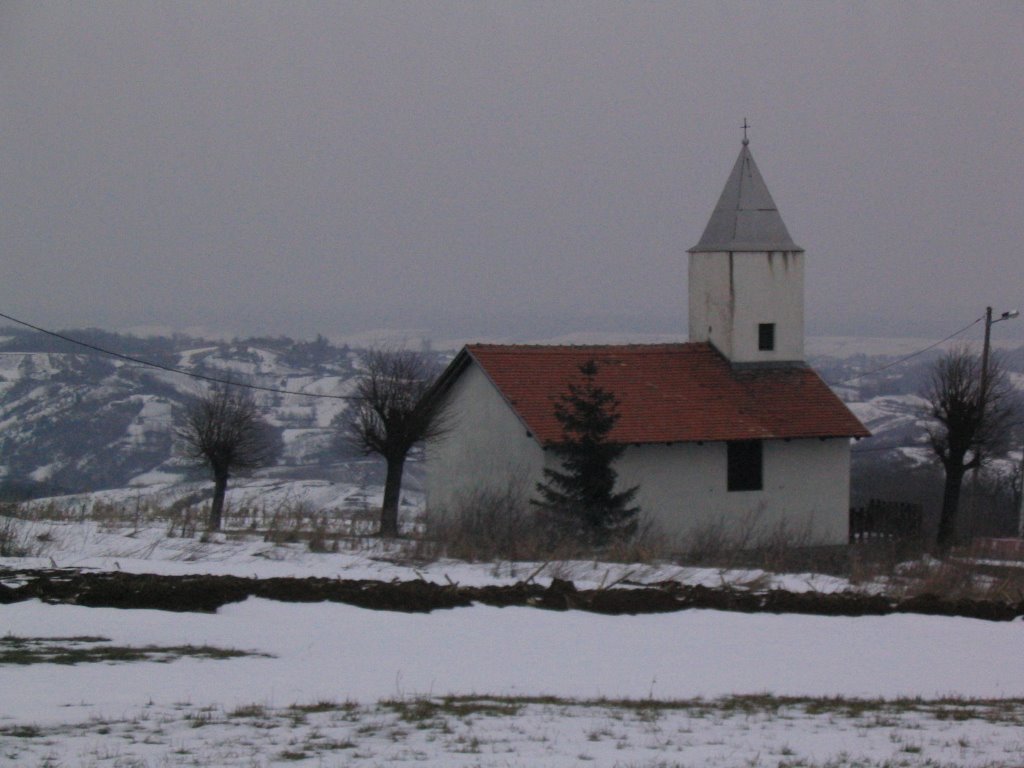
[425,137,869,545]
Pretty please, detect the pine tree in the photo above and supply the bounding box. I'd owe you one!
[532,359,639,546]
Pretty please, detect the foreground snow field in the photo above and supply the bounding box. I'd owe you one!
[3,599,1024,766]
[3,520,1024,766]
[8,598,1024,716]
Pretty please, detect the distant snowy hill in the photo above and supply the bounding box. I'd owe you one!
[1,328,1022,512]
[810,342,1024,536]
[0,329,404,503]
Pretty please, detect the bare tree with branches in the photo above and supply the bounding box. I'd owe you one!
[177,383,280,531]
[342,348,450,538]
[924,346,1017,549]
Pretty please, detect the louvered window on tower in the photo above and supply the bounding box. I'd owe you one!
[758,323,775,352]
[727,440,763,492]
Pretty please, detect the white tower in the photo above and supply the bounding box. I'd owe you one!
[688,133,805,364]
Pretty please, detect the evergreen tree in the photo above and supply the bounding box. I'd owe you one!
[532,359,639,546]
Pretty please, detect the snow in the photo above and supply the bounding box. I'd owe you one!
[177,346,220,365]
[2,597,1024,766]
[899,445,934,465]
[19,478,381,526]
[279,429,333,462]
[847,395,928,429]
[3,599,1023,721]
[124,396,173,445]
[0,352,62,378]
[127,469,185,486]
[0,516,852,591]
[3,518,1024,766]
[28,463,56,482]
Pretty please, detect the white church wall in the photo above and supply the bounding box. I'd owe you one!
[427,365,854,548]
[615,437,850,546]
[733,251,804,362]
[689,251,804,363]
[688,253,735,358]
[425,361,545,515]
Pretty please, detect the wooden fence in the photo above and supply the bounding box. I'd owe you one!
[849,499,923,543]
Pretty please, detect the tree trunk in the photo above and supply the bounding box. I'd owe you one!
[379,455,405,538]
[936,465,966,550]
[209,471,229,531]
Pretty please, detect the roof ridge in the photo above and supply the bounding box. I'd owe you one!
[466,342,707,351]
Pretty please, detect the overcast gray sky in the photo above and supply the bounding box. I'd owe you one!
[1,2,1022,344]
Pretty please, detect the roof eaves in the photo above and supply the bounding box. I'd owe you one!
[687,244,806,254]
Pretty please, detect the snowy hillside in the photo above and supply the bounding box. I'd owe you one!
[812,344,1024,457]
[2,327,1023,515]
[0,330,409,505]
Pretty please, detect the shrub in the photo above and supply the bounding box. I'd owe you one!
[673,506,845,575]
[0,512,57,558]
[425,482,544,562]
[424,480,668,563]
[0,514,29,557]
[308,516,338,553]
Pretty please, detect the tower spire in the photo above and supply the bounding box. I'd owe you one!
[687,138,806,364]
[688,134,802,254]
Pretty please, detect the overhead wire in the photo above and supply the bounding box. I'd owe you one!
[0,310,355,401]
[0,309,996,406]
[839,315,1017,456]
[826,316,983,386]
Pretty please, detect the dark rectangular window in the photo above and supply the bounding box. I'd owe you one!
[727,440,763,492]
[758,323,775,351]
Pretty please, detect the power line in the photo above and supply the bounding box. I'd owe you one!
[0,310,355,401]
[826,317,983,387]
[0,308,992,401]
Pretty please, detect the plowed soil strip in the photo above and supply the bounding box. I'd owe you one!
[1,569,1021,621]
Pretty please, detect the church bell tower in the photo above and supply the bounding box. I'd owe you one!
[688,129,805,365]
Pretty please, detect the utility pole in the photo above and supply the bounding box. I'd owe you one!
[1018,450,1024,538]
[978,306,1021,538]
[980,306,993,405]
[981,307,1020,399]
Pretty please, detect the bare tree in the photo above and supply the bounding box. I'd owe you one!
[343,348,450,537]
[924,346,1016,549]
[177,383,280,531]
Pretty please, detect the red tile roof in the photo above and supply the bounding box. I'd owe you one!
[459,343,869,445]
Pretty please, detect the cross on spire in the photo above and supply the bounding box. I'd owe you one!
[689,125,802,254]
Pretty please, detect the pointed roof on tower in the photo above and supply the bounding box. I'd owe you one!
[689,133,803,253]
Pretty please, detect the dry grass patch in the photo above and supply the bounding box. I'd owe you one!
[0,634,272,666]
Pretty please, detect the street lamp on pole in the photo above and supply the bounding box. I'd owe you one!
[973,307,1020,537]
[980,307,1020,404]
[981,307,1024,538]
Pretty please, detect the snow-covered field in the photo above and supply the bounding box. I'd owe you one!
[3,519,1024,767]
